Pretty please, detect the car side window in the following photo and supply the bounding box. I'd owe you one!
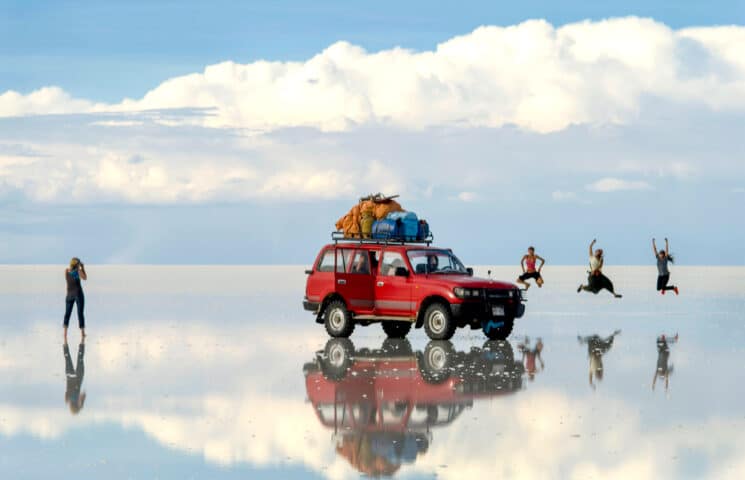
[316,249,351,273]
[380,251,407,276]
[317,250,335,272]
[349,250,370,274]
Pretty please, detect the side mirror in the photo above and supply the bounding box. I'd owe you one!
[466,267,474,276]
[305,269,313,275]
[395,267,409,277]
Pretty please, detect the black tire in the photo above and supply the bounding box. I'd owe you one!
[381,338,413,356]
[321,338,354,380]
[324,300,355,338]
[423,303,456,340]
[482,317,514,340]
[382,320,412,338]
[420,340,455,384]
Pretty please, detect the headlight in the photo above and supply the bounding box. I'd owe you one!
[454,288,481,299]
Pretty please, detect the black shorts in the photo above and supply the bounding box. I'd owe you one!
[519,271,541,281]
[657,274,670,290]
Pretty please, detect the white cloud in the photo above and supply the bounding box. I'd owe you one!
[2,18,745,133]
[456,191,476,202]
[551,190,577,201]
[0,86,100,117]
[585,177,653,192]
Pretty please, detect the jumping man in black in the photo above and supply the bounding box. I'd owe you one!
[577,239,622,298]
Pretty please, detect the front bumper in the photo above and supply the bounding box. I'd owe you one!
[451,297,525,322]
[303,298,320,312]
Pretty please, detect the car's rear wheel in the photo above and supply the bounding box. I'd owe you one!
[482,316,514,340]
[423,303,456,340]
[420,340,455,383]
[324,300,355,338]
[382,320,412,338]
[321,338,354,380]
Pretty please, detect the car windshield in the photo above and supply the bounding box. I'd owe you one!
[407,249,467,274]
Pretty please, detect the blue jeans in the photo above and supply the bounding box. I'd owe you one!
[64,293,85,328]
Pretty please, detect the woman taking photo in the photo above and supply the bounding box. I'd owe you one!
[653,238,679,295]
[64,257,87,339]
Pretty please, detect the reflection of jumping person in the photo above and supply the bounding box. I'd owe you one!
[517,336,544,381]
[652,238,678,295]
[64,257,87,340]
[64,340,86,415]
[577,239,622,298]
[517,247,545,290]
[578,330,621,389]
[653,334,678,392]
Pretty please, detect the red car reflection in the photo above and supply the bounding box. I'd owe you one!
[303,338,525,476]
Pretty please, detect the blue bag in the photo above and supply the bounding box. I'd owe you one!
[417,220,430,240]
[386,211,419,240]
[372,219,400,239]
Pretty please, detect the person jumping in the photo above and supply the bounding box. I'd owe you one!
[577,239,622,298]
[653,238,678,295]
[516,246,545,290]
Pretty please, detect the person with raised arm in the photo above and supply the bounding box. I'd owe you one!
[577,239,622,298]
[64,257,87,340]
[516,246,545,290]
[653,238,678,295]
[653,333,678,393]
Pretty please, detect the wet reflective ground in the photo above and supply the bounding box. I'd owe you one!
[2,266,745,479]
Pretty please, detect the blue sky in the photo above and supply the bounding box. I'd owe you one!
[1,2,744,264]
[3,0,744,101]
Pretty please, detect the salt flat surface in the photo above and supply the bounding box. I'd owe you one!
[1,265,744,479]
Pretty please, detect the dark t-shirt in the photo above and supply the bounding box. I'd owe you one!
[66,270,82,298]
[657,257,669,276]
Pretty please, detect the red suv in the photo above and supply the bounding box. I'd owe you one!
[303,235,526,340]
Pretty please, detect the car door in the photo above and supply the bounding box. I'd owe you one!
[335,248,375,313]
[374,250,414,318]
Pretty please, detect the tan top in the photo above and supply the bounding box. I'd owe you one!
[589,256,602,272]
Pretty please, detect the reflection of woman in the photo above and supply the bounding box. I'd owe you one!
[653,334,678,392]
[518,336,544,381]
[578,330,621,389]
[64,257,87,339]
[578,239,622,298]
[64,339,86,415]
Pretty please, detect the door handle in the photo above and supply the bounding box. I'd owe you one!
[377,281,384,287]
[337,279,346,285]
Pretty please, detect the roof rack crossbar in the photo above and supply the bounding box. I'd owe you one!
[331,231,433,246]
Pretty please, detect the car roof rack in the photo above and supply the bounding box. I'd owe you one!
[331,231,433,246]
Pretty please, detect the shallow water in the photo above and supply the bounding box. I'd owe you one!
[1,265,744,479]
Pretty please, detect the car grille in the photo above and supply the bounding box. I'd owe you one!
[486,288,515,300]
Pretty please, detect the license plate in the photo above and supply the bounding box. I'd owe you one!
[491,305,505,316]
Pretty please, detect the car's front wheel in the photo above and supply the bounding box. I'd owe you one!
[419,340,455,383]
[324,300,355,338]
[382,320,412,338]
[423,303,456,340]
[482,316,514,340]
[321,338,354,380]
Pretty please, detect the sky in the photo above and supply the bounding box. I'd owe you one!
[1,1,744,265]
